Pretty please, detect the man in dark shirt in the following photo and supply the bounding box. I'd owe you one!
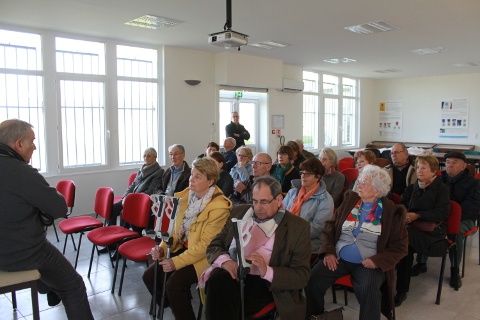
[222,137,238,173]
[225,111,250,151]
[384,143,416,196]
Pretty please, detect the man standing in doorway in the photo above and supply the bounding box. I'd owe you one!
[226,111,250,151]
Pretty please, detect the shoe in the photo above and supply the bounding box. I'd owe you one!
[411,263,427,276]
[449,274,462,289]
[47,291,61,306]
[394,292,407,307]
[98,246,109,254]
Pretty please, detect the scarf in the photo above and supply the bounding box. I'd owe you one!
[272,162,293,185]
[326,166,335,175]
[393,158,410,172]
[139,162,157,178]
[178,186,216,244]
[418,175,436,189]
[289,182,320,216]
[342,198,383,235]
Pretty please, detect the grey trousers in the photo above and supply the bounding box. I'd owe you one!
[305,258,385,320]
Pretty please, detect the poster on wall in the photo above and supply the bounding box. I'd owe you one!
[439,99,468,138]
[378,101,403,139]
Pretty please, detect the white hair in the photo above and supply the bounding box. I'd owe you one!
[225,137,236,147]
[144,147,157,158]
[358,164,391,198]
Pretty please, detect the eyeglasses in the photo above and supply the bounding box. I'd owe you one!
[391,151,404,155]
[237,154,249,158]
[319,157,330,162]
[252,199,275,206]
[299,171,315,176]
[358,180,371,187]
[169,152,184,157]
[252,161,270,166]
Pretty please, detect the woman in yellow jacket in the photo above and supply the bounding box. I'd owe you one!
[143,157,232,320]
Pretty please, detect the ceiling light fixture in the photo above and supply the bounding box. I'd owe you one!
[125,15,183,30]
[249,40,290,50]
[345,21,397,34]
[374,69,402,73]
[454,62,480,67]
[410,47,448,55]
[324,58,356,64]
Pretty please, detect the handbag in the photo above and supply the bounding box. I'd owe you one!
[310,307,344,320]
[408,220,441,232]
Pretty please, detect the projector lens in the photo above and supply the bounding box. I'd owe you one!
[212,36,217,42]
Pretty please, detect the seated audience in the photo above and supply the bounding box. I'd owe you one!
[394,155,450,307]
[143,157,232,319]
[108,147,164,230]
[384,143,416,196]
[349,150,377,192]
[282,158,334,261]
[198,141,220,158]
[203,176,311,320]
[209,151,234,197]
[306,165,408,320]
[229,152,272,205]
[222,137,238,172]
[230,146,253,185]
[319,147,347,207]
[270,145,301,196]
[155,144,191,196]
[295,139,316,159]
[287,140,307,168]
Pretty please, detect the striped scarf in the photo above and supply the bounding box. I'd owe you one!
[342,198,383,235]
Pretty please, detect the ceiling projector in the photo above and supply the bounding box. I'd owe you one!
[208,30,248,49]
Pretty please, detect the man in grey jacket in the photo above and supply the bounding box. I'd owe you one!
[0,119,93,320]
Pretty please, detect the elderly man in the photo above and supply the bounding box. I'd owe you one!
[384,143,416,196]
[414,152,480,288]
[226,111,250,151]
[0,119,93,320]
[204,176,311,320]
[222,137,238,172]
[156,144,191,196]
[295,139,315,159]
[230,152,272,205]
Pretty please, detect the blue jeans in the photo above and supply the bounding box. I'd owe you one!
[29,241,93,320]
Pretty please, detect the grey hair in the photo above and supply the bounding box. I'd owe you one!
[168,144,185,154]
[0,119,33,146]
[320,147,338,169]
[393,143,408,152]
[144,147,157,158]
[252,176,282,198]
[357,164,391,198]
[294,139,303,145]
[255,152,272,164]
[225,137,236,147]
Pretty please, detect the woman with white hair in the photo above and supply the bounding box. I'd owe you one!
[306,165,408,320]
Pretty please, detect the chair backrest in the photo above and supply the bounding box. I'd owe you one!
[381,149,392,163]
[466,164,475,176]
[128,172,138,186]
[391,193,401,205]
[375,158,391,168]
[338,161,350,172]
[56,180,75,208]
[447,200,462,235]
[340,168,359,187]
[436,170,442,176]
[94,187,114,219]
[462,150,480,155]
[339,157,355,168]
[365,148,381,158]
[122,193,152,228]
[475,172,480,179]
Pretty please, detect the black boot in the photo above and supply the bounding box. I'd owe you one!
[449,267,462,289]
[411,263,427,276]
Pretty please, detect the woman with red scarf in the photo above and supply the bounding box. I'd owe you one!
[282,158,334,262]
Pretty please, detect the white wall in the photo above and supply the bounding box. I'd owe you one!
[372,73,480,149]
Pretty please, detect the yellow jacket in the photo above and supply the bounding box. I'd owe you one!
[160,186,232,279]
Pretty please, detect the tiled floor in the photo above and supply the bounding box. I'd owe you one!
[2,220,480,320]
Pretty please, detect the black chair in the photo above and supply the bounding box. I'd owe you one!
[365,148,381,158]
[381,150,392,164]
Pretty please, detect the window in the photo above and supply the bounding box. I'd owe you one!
[117,45,158,165]
[56,37,105,75]
[0,29,46,171]
[303,71,358,150]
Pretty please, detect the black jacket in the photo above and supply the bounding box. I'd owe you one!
[216,170,234,197]
[441,169,480,221]
[225,121,250,151]
[223,150,237,173]
[123,162,164,197]
[157,161,191,195]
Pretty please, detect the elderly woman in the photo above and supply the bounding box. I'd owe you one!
[198,141,220,159]
[319,148,347,207]
[229,146,253,186]
[107,147,164,230]
[209,151,234,197]
[349,150,377,192]
[306,165,408,320]
[142,157,232,320]
[394,155,450,307]
[287,140,307,168]
[283,158,334,261]
[270,145,301,196]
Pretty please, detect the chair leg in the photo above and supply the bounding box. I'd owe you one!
[332,286,337,304]
[70,234,77,251]
[462,236,467,278]
[53,224,60,242]
[111,251,122,294]
[87,243,96,278]
[31,280,40,320]
[62,234,69,254]
[12,291,17,310]
[197,300,203,320]
[343,287,348,306]
[436,255,447,305]
[74,233,84,269]
[118,256,128,296]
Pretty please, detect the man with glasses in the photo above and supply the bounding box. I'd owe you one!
[226,111,250,152]
[156,144,191,196]
[223,137,238,173]
[384,143,416,196]
[204,176,311,320]
[230,153,272,205]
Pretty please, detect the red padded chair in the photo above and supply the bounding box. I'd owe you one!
[339,157,355,168]
[113,172,138,203]
[475,173,480,179]
[56,180,77,249]
[391,193,401,205]
[461,219,478,277]
[340,168,359,187]
[87,193,151,278]
[58,187,112,268]
[331,275,353,305]
[247,301,277,320]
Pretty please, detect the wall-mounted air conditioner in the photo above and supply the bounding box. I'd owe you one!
[277,79,304,93]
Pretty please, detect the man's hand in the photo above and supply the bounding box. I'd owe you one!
[361,259,378,269]
[221,260,239,280]
[234,133,240,137]
[323,253,339,271]
[405,212,420,224]
[159,259,176,272]
[245,252,268,277]
[235,181,246,193]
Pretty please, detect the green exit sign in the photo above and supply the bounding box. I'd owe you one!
[235,92,243,98]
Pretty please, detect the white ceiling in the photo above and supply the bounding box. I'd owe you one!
[1,0,480,79]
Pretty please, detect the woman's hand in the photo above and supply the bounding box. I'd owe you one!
[323,253,339,271]
[221,260,239,280]
[245,252,268,277]
[405,212,420,224]
[150,247,164,261]
[159,259,176,272]
[361,258,378,269]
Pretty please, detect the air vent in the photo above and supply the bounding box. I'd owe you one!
[323,58,356,64]
[454,62,480,67]
[410,47,448,55]
[249,40,290,50]
[345,21,397,34]
[125,15,184,30]
[374,69,401,73]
